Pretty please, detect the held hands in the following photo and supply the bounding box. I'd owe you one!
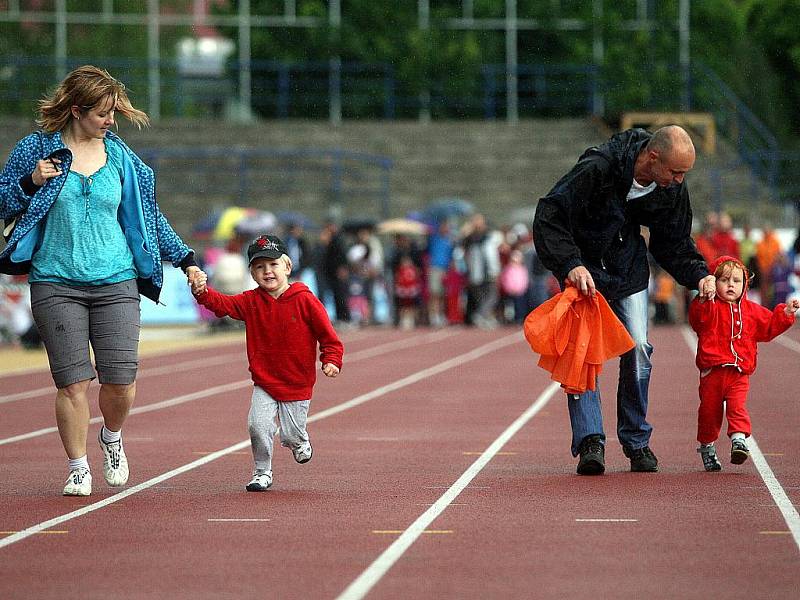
[785,298,800,317]
[566,266,596,297]
[187,267,207,296]
[696,275,716,302]
[322,363,340,378]
[31,158,62,187]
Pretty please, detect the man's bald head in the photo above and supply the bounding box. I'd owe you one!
[647,125,695,159]
[636,125,696,187]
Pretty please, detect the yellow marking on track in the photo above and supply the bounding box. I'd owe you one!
[372,530,453,535]
[759,530,791,535]
[1,530,68,535]
[761,453,784,457]
[462,451,517,456]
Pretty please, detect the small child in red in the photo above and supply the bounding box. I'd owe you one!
[688,255,798,471]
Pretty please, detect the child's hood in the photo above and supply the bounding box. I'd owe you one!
[709,254,750,297]
[274,281,313,301]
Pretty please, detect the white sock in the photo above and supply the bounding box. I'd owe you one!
[700,443,715,449]
[68,455,90,471]
[101,426,121,444]
[731,432,746,442]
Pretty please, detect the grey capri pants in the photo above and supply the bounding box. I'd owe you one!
[30,280,141,389]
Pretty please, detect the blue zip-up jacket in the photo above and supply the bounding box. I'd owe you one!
[0,130,196,303]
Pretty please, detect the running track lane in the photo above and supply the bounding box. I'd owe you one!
[1,326,799,598]
[1,332,552,597]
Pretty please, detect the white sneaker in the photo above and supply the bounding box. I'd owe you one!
[246,470,273,492]
[98,430,129,486]
[292,443,313,464]
[63,467,92,496]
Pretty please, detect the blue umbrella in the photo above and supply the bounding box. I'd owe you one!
[277,211,315,229]
[423,197,475,223]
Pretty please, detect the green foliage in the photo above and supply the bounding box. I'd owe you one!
[746,0,800,137]
[0,0,797,138]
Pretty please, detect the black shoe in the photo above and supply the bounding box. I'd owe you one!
[625,446,659,472]
[577,435,605,475]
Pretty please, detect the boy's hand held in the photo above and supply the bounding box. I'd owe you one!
[785,298,800,317]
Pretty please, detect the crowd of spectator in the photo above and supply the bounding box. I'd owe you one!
[199,213,558,331]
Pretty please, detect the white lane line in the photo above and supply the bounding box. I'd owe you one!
[0,329,461,445]
[748,437,800,549]
[0,353,243,405]
[575,519,638,522]
[0,381,251,446]
[0,332,522,550]
[0,331,452,405]
[775,335,800,353]
[335,381,560,600]
[681,325,800,551]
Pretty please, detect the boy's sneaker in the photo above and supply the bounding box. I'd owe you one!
[624,446,659,472]
[246,470,273,492]
[63,467,92,496]
[98,430,129,487]
[576,435,605,475]
[698,444,722,472]
[293,443,313,464]
[731,439,750,464]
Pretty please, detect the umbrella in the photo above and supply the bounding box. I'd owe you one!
[342,217,378,233]
[234,210,277,238]
[213,206,252,241]
[377,218,429,236]
[422,197,475,223]
[277,211,315,229]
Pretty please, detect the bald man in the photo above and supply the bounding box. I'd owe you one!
[533,126,715,476]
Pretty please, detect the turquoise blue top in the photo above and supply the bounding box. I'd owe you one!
[29,139,136,286]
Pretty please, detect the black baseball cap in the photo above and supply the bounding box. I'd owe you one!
[247,234,288,264]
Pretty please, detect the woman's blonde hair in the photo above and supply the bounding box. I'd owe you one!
[36,65,150,132]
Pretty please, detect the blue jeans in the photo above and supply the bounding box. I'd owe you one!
[568,288,653,456]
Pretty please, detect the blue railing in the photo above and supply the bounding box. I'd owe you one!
[689,62,780,194]
[135,147,393,220]
[2,55,795,204]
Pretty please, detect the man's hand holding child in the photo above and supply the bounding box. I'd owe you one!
[785,298,800,317]
[322,363,340,378]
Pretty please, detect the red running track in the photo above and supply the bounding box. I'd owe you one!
[0,324,798,599]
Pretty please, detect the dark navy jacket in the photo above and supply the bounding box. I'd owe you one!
[533,128,708,300]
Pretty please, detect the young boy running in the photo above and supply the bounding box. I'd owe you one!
[191,234,343,490]
[689,255,798,471]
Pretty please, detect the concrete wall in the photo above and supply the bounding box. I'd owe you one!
[0,117,779,241]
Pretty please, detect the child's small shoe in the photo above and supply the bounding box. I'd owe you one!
[731,439,750,465]
[697,444,722,472]
[246,470,272,492]
[293,443,313,464]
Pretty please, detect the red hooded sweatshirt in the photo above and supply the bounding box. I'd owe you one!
[688,255,794,375]
[196,282,343,401]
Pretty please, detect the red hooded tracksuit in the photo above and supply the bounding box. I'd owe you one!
[195,282,343,401]
[688,255,795,443]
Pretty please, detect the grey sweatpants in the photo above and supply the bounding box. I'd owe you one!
[249,386,310,473]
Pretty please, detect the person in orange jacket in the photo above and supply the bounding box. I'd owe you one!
[689,255,798,471]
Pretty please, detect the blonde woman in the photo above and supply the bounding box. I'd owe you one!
[0,66,201,496]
